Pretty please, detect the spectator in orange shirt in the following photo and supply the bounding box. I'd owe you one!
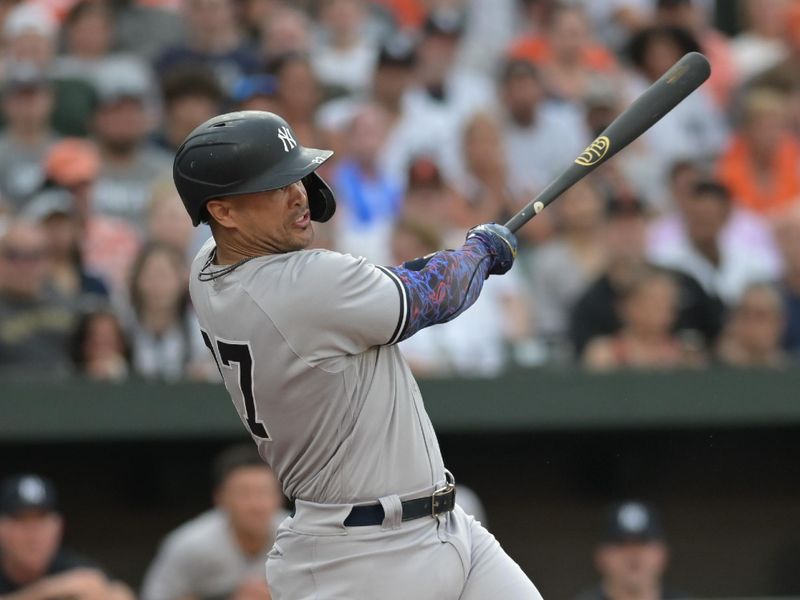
[509,3,617,102]
[717,88,800,216]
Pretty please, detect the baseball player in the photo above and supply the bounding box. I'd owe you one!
[173,111,541,599]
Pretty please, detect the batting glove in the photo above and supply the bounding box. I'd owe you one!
[466,223,518,276]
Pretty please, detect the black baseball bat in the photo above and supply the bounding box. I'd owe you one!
[504,51,712,233]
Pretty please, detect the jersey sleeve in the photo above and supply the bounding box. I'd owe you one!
[263,251,405,361]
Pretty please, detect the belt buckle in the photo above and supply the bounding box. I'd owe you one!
[431,476,456,518]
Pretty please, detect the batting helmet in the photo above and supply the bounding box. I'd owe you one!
[173,111,336,226]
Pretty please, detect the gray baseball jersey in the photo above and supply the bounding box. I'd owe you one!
[141,509,272,600]
[189,239,446,503]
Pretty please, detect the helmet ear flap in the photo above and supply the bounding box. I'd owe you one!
[303,172,336,223]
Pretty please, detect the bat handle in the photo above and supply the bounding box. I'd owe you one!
[505,200,544,233]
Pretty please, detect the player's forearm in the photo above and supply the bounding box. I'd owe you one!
[383,237,494,341]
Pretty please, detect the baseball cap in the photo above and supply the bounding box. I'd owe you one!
[602,501,664,544]
[377,33,417,68]
[0,474,59,516]
[94,61,151,105]
[22,188,75,222]
[422,8,465,39]
[3,3,58,40]
[231,75,278,104]
[45,139,101,188]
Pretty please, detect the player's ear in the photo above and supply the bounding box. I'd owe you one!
[206,199,236,229]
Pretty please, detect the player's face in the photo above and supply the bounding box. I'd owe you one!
[231,181,314,254]
[216,467,282,537]
[0,511,62,573]
[596,541,668,594]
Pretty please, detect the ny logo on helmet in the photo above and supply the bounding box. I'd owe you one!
[277,126,297,152]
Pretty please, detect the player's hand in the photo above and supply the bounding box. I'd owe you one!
[466,223,517,276]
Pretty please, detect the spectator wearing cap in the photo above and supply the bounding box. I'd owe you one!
[1,2,97,138]
[331,103,402,264]
[0,474,135,600]
[42,139,141,299]
[648,180,780,306]
[716,282,789,368]
[574,501,686,600]
[624,25,728,198]
[22,188,110,307]
[142,445,284,600]
[155,67,225,153]
[730,0,789,82]
[746,2,800,99]
[0,4,58,71]
[90,63,172,231]
[405,7,494,143]
[154,0,259,93]
[0,64,57,209]
[311,0,378,96]
[570,198,723,359]
[775,205,800,355]
[497,58,589,205]
[0,220,77,376]
[717,88,800,217]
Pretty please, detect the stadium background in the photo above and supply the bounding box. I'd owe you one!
[1,0,800,598]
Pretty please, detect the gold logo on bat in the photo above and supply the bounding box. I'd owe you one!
[575,136,610,166]
[666,64,689,84]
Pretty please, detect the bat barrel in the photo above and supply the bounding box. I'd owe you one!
[504,52,711,234]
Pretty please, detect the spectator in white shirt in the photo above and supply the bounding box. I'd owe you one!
[405,7,494,144]
[648,180,779,305]
[311,0,377,95]
[730,0,789,82]
[497,58,589,203]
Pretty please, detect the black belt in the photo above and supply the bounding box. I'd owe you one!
[344,483,456,527]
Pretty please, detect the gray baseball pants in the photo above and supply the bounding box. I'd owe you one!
[266,498,542,599]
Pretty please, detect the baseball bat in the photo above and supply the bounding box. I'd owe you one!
[504,51,711,233]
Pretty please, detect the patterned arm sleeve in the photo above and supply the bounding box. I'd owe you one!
[378,237,494,343]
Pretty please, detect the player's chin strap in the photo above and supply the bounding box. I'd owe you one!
[197,249,259,282]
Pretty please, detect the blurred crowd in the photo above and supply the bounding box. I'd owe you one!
[2,0,800,380]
